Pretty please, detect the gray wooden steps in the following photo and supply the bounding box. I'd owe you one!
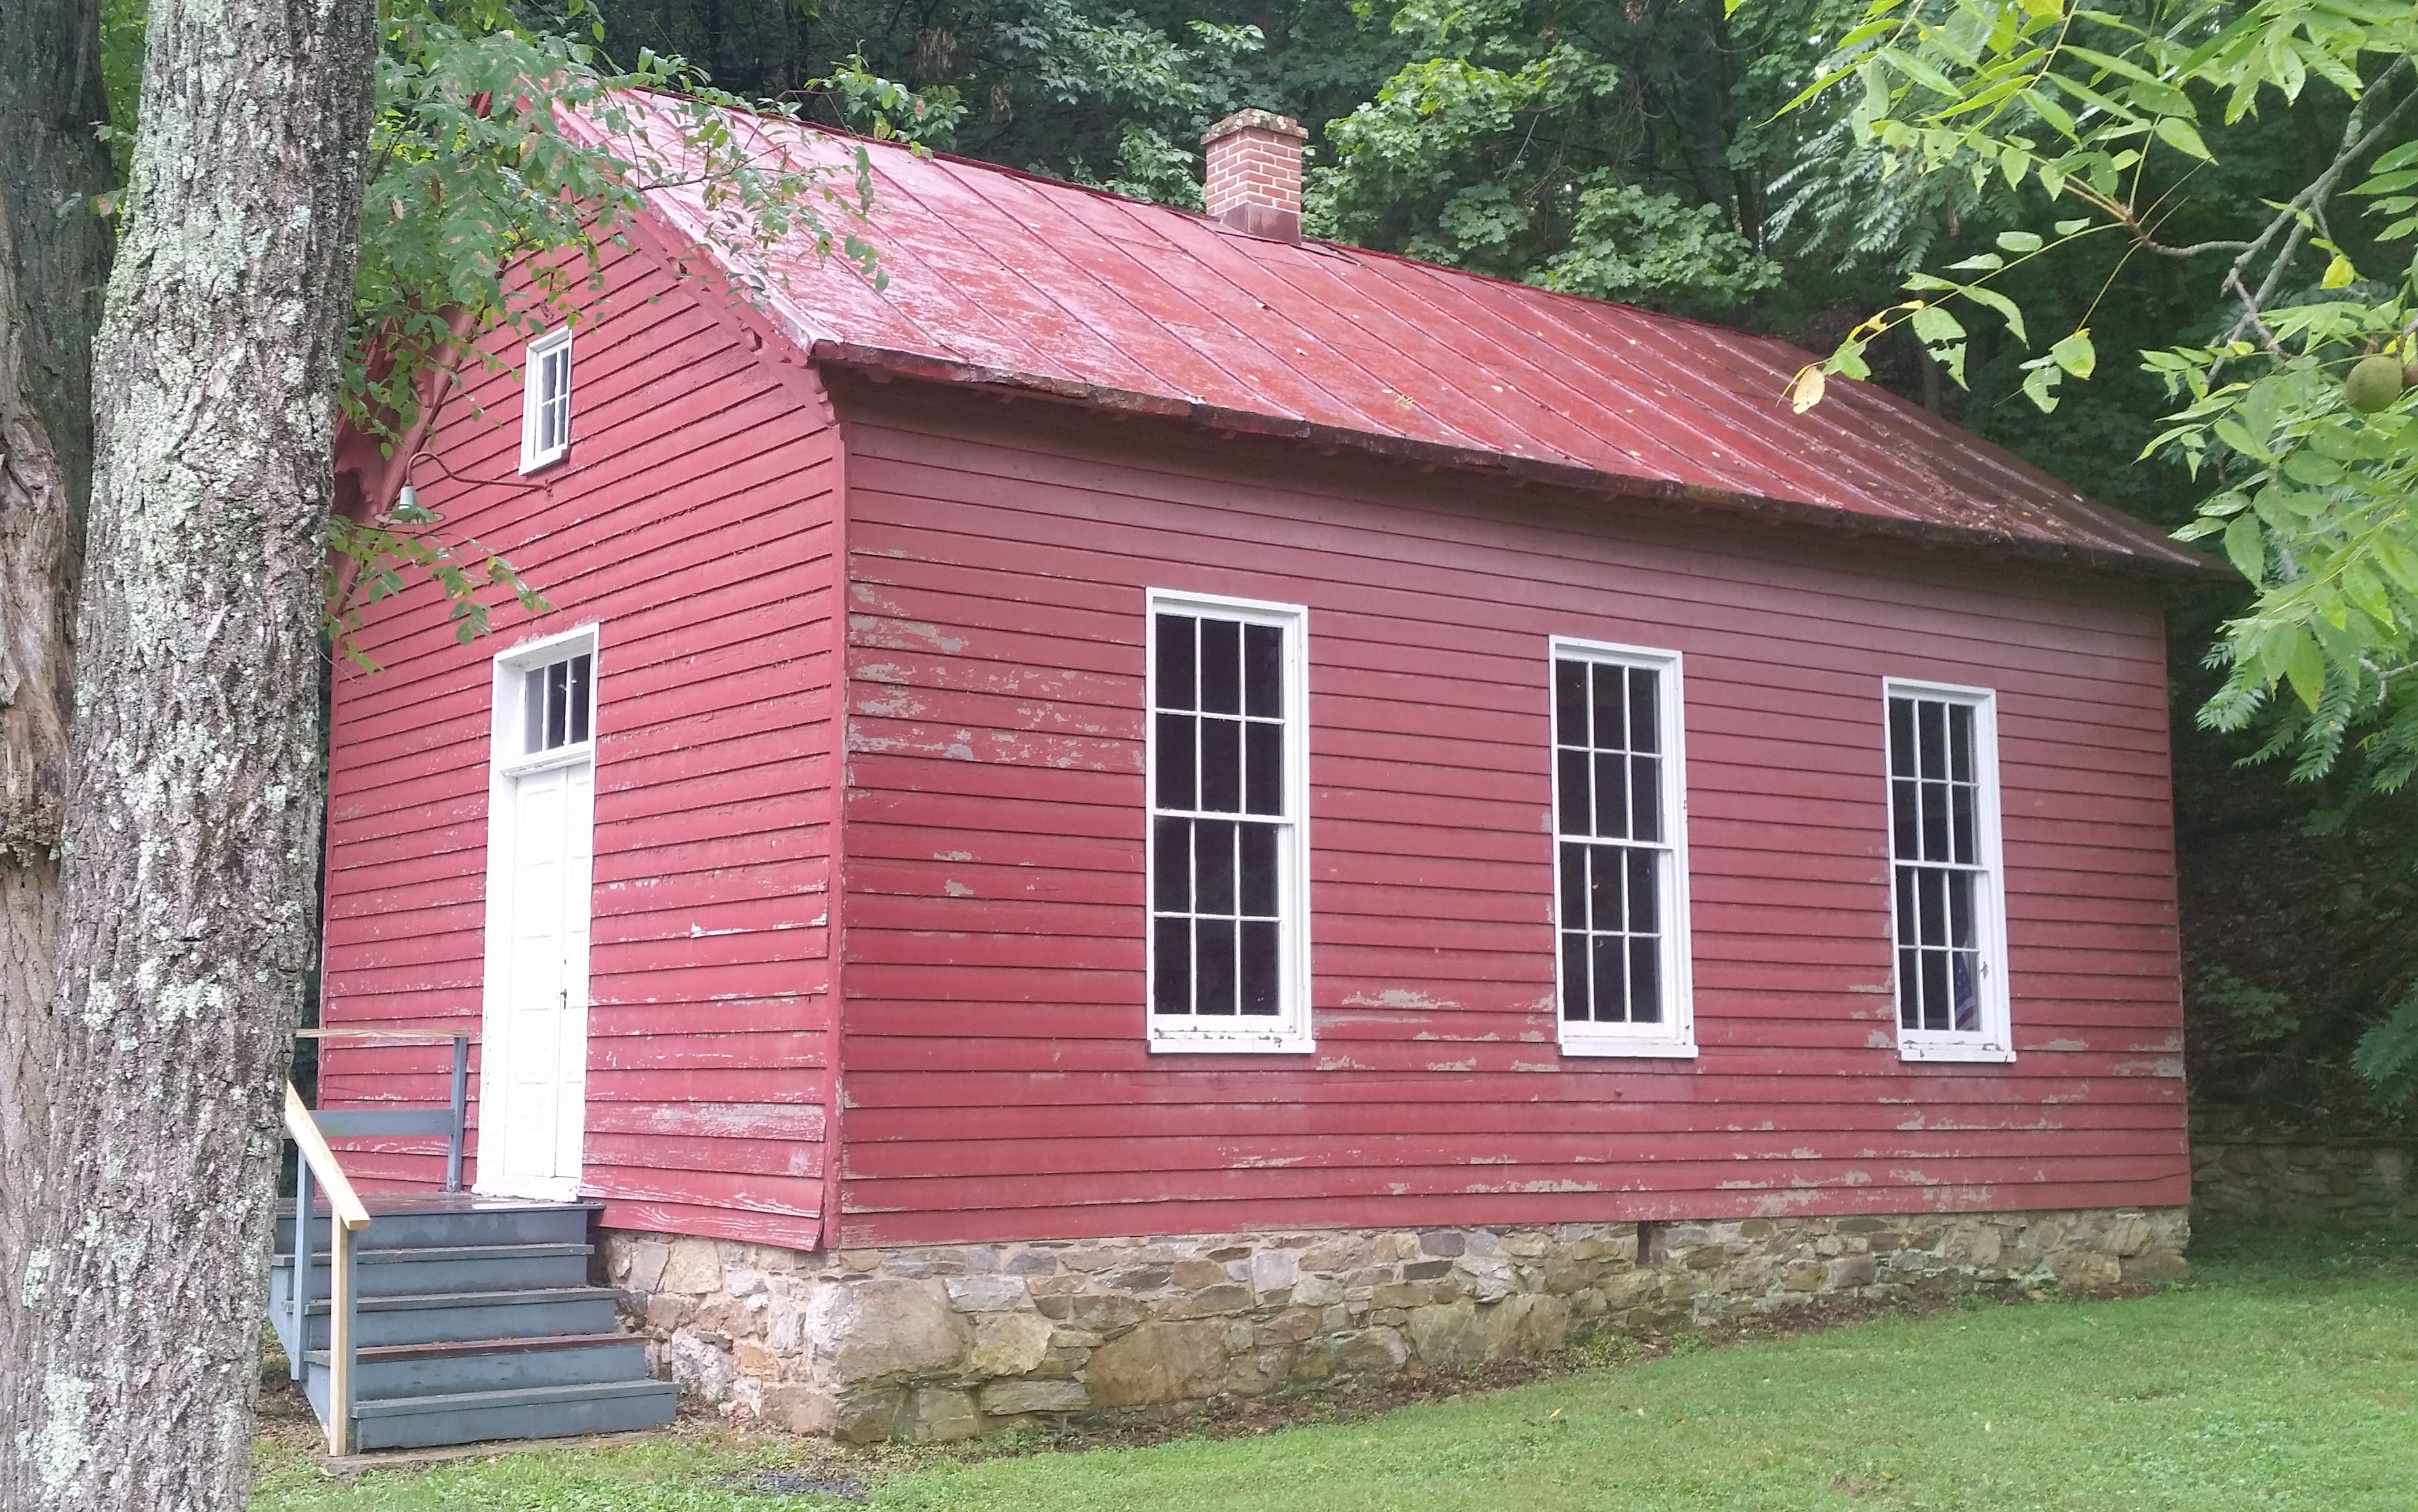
[271,1196,675,1451]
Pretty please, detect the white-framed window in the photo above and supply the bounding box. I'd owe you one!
[1550,639,1695,1057]
[1146,590,1311,1053]
[519,326,574,473]
[1883,679,2014,1064]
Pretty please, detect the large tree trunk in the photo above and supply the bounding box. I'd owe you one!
[0,0,114,1440]
[0,0,377,1503]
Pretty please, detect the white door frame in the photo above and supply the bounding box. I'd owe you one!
[475,624,601,1200]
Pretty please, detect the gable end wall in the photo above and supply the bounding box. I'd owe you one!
[318,230,843,1249]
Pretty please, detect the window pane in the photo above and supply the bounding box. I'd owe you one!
[1153,818,1191,912]
[1629,755,1661,843]
[1953,952,1980,1032]
[1897,946,1921,1028]
[1244,722,1283,816]
[1155,615,1196,712]
[522,668,545,755]
[1888,696,1916,779]
[1593,751,1629,840]
[567,656,591,745]
[1918,700,1946,781]
[1625,847,1658,934]
[1560,933,1589,1020]
[1239,823,1278,917]
[1890,778,1917,860]
[1588,845,1623,942]
[1627,667,1659,755]
[1591,933,1626,1022]
[1558,843,1586,929]
[1195,919,1237,1015]
[1200,619,1241,714]
[1950,782,1975,866]
[1592,663,1626,750]
[1155,712,1195,810]
[1195,819,1236,914]
[1628,938,1661,1024]
[1244,623,1283,718]
[1240,921,1280,1015]
[1917,867,1945,947]
[1920,948,1951,1031]
[1947,868,1975,948]
[1153,917,1191,1015]
[1556,748,1591,837]
[1949,702,1974,783]
[1554,659,1587,746]
[1200,717,1242,812]
[1920,779,1949,862]
[545,661,568,748]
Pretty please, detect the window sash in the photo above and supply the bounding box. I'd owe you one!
[1882,682,2010,1060]
[1147,593,1308,1051]
[521,329,572,471]
[1549,640,1692,1055]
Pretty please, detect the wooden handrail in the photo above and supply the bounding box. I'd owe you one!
[284,1084,372,1232]
[296,1026,475,1043]
[284,1081,370,1456]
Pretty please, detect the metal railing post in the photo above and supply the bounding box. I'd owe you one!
[446,1034,469,1192]
[291,1161,312,1383]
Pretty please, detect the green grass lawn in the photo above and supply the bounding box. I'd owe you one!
[251,1224,2418,1512]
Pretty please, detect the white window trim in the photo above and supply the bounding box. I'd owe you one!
[492,623,600,778]
[1145,588,1314,1055]
[519,326,573,474]
[1882,677,2015,1065]
[1549,637,1697,1059]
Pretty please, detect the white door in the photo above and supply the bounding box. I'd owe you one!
[478,639,597,1199]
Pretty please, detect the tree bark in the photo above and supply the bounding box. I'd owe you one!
[0,0,114,1448]
[1,0,377,1503]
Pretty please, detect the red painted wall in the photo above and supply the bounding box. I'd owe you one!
[827,377,2188,1248]
[318,232,843,1248]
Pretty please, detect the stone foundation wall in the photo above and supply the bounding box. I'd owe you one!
[2192,1108,2418,1225]
[604,1206,2187,1442]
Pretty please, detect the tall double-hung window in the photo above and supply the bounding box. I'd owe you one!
[1884,680,2013,1062]
[1146,591,1311,1053]
[1550,639,1694,1057]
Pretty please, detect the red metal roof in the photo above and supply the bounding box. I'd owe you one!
[595,104,2213,576]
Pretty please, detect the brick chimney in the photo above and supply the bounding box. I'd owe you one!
[1202,109,1308,243]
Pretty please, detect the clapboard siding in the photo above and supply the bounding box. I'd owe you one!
[318,233,841,1249]
[828,381,2188,1246]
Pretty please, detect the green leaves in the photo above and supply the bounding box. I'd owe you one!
[2048,328,2095,379]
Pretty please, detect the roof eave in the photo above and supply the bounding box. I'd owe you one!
[807,341,2233,584]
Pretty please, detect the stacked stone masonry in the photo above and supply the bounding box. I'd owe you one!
[2192,1108,2418,1225]
[605,1206,2188,1442]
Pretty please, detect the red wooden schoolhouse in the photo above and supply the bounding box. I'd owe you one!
[310,101,2207,1442]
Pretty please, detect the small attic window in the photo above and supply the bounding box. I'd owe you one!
[520,327,573,472]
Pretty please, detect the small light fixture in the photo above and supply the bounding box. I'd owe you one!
[397,483,419,513]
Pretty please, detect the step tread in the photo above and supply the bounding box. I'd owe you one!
[299,1285,622,1316]
[352,1377,674,1420]
[307,1332,639,1365]
[278,1243,594,1266]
